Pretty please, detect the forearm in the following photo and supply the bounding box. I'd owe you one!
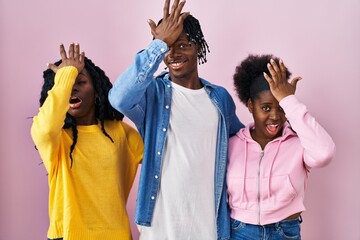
[109,39,168,116]
[31,66,77,169]
[280,95,336,168]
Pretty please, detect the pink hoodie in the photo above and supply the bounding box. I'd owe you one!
[227,95,335,225]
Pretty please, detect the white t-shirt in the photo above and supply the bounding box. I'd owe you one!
[139,82,219,240]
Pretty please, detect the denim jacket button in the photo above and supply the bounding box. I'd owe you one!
[162,128,166,132]
[155,175,158,179]
[157,152,161,155]
[151,196,155,200]
[165,105,169,109]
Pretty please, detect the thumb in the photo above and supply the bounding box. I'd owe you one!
[147,19,157,36]
[290,76,302,88]
[47,63,59,73]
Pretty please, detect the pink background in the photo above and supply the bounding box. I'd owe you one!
[1,0,359,239]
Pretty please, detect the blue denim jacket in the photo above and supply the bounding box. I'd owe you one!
[109,39,244,240]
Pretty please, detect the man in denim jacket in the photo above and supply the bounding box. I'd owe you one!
[109,0,244,239]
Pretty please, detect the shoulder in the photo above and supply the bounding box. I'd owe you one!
[117,121,141,138]
[108,120,143,160]
[201,79,231,97]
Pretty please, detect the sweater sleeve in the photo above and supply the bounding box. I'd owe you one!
[30,66,78,173]
[122,122,144,165]
[280,95,336,168]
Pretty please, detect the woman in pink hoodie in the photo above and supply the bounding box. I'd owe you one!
[227,54,335,240]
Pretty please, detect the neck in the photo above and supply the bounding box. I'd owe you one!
[171,76,202,89]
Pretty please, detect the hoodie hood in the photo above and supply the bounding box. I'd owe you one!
[236,121,296,143]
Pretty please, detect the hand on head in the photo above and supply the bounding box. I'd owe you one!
[147,0,190,47]
[263,59,302,102]
[47,43,85,74]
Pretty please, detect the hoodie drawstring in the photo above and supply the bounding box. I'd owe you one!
[240,140,248,204]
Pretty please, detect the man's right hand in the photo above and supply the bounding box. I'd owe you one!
[147,0,190,47]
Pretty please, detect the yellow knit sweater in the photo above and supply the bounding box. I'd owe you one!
[31,66,143,240]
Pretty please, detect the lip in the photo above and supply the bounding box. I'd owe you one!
[69,96,82,109]
[167,58,187,70]
[265,123,281,136]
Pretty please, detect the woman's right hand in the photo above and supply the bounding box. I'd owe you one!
[47,43,85,74]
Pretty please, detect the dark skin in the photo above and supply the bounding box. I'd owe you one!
[251,59,303,220]
[249,59,302,149]
[48,43,98,126]
[147,0,202,89]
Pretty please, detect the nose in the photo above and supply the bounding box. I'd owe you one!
[167,45,181,57]
[71,84,78,94]
[269,109,280,120]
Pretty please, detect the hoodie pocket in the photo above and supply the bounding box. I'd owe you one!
[260,175,297,211]
[227,175,297,211]
[227,177,259,210]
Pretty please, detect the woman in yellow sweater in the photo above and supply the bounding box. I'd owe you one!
[31,43,143,240]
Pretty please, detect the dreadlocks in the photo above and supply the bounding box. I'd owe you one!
[40,57,124,166]
[157,14,210,64]
[183,15,210,64]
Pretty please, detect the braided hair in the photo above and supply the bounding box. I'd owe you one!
[40,57,124,166]
[233,54,292,105]
[157,14,210,64]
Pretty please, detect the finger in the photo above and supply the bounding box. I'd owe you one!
[267,63,277,81]
[68,43,75,59]
[74,43,80,60]
[79,51,85,63]
[170,0,180,17]
[148,19,156,30]
[59,44,67,60]
[47,63,58,73]
[147,19,157,36]
[279,59,286,80]
[174,0,186,20]
[178,11,190,25]
[270,59,280,74]
[290,76,302,88]
[263,72,274,85]
[163,0,170,19]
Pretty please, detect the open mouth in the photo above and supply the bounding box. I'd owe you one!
[69,96,82,109]
[266,123,280,136]
[168,59,186,70]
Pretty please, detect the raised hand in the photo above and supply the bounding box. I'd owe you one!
[147,0,190,47]
[263,59,302,102]
[47,43,85,74]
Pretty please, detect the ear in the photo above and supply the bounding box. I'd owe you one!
[247,99,254,113]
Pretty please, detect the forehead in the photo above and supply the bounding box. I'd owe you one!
[254,90,278,104]
[174,31,190,42]
[78,68,91,77]
[77,68,93,82]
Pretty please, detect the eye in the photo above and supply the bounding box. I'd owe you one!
[261,106,271,112]
[179,43,188,49]
[279,106,284,112]
[76,80,87,85]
